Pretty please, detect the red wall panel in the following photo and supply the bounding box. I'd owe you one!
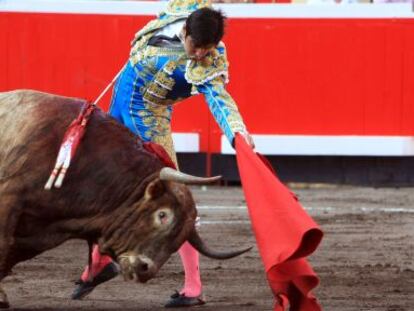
[1,12,414,153]
[401,23,414,134]
[225,19,414,138]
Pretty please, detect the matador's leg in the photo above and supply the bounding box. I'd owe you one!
[153,129,204,305]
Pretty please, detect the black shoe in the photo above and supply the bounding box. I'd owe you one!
[71,262,119,300]
[164,291,206,308]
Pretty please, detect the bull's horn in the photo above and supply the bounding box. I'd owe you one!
[188,229,252,260]
[159,167,221,184]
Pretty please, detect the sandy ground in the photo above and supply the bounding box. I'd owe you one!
[2,185,413,311]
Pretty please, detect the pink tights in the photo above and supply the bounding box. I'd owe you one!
[178,241,202,297]
[81,245,112,282]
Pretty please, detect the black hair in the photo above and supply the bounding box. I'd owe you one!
[185,7,226,48]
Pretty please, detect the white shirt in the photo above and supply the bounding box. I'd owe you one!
[155,20,185,40]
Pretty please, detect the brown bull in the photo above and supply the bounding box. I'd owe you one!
[0,90,249,308]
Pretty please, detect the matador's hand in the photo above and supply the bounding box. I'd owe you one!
[237,131,255,149]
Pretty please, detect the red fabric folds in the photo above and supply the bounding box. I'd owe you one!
[235,134,323,311]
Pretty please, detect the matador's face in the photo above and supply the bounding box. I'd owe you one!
[181,27,216,61]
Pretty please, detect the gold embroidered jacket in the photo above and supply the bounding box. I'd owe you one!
[125,0,247,155]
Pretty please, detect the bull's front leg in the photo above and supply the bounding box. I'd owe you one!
[0,246,10,308]
[0,193,22,309]
[0,284,9,309]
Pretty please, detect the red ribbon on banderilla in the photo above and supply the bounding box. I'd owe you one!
[44,67,123,190]
[44,103,95,190]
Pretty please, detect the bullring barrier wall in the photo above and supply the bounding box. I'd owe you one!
[1,1,414,184]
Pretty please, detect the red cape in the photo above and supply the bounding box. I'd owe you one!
[235,134,323,311]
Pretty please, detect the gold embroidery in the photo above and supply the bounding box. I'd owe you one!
[125,0,216,169]
[144,129,153,139]
[165,0,211,16]
[147,83,168,99]
[205,79,246,135]
[154,71,175,90]
[140,104,177,166]
[137,110,152,118]
[143,117,154,127]
[131,45,185,67]
[164,61,178,75]
[129,0,212,66]
[130,34,152,65]
[143,92,163,106]
[141,105,171,137]
[142,59,181,106]
[153,133,178,168]
[185,44,229,85]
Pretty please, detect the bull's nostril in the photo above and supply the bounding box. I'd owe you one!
[139,262,149,272]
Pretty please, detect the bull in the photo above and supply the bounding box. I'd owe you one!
[0,90,250,308]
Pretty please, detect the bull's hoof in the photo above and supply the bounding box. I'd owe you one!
[0,301,9,309]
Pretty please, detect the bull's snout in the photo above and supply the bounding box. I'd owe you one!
[118,254,157,283]
[133,255,156,282]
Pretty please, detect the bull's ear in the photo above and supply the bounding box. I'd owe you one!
[144,179,166,200]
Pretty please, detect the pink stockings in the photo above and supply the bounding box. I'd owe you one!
[81,245,112,282]
[178,241,202,297]
[81,243,202,297]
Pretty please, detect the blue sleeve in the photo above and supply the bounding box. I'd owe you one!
[196,78,247,145]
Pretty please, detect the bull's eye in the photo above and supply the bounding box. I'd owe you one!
[154,208,173,227]
[159,211,167,220]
